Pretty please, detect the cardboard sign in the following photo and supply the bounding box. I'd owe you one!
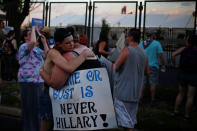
[49,68,117,130]
[31,18,44,29]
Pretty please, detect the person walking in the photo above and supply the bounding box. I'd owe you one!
[139,29,165,106]
[114,28,148,131]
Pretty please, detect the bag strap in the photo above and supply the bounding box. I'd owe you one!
[143,39,153,49]
[72,50,80,57]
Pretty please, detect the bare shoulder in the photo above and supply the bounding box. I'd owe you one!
[47,48,65,62]
[48,49,60,57]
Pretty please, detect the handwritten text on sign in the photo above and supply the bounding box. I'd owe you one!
[49,68,117,130]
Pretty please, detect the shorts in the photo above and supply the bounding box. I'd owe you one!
[114,98,138,128]
[143,67,159,86]
[179,70,197,87]
[39,84,53,120]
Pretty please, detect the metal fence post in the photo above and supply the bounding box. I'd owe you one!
[88,0,92,47]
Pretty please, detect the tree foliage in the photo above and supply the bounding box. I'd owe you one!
[0,0,31,44]
[100,19,110,34]
[0,0,31,27]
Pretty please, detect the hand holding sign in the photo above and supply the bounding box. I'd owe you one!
[32,18,44,30]
[36,24,42,36]
[31,26,36,43]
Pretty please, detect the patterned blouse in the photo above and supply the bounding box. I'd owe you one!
[17,43,45,83]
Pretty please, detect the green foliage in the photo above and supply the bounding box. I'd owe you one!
[101,19,109,28]
[136,84,197,129]
[100,19,110,33]
[0,0,31,47]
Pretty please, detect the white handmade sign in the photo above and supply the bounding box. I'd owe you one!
[116,32,125,52]
[49,68,117,130]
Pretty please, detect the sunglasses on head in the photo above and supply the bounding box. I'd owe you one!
[64,32,72,38]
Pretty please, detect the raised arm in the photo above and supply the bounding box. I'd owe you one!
[27,26,36,51]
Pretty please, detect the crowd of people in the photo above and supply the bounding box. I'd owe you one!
[0,19,197,131]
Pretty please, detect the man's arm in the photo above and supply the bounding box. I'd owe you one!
[158,53,165,66]
[157,42,165,69]
[115,47,129,72]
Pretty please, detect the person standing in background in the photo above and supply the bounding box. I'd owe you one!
[114,28,148,131]
[17,26,49,131]
[172,34,197,119]
[94,21,113,58]
[2,30,17,81]
[40,26,54,48]
[0,20,5,84]
[139,29,165,106]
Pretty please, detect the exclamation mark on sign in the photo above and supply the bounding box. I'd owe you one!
[100,114,109,127]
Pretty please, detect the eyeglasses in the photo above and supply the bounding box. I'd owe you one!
[64,40,74,45]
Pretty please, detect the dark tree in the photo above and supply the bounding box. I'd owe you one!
[0,0,31,45]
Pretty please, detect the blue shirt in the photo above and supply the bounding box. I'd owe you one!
[139,40,163,69]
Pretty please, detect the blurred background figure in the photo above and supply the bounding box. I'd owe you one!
[79,35,88,47]
[0,20,5,84]
[94,20,113,58]
[172,34,197,120]
[139,29,165,106]
[2,30,17,81]
[41,26,54,48]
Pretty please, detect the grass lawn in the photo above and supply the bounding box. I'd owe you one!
[0,81,20,108]
[0,82,197,130]
[136,84,197,130]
